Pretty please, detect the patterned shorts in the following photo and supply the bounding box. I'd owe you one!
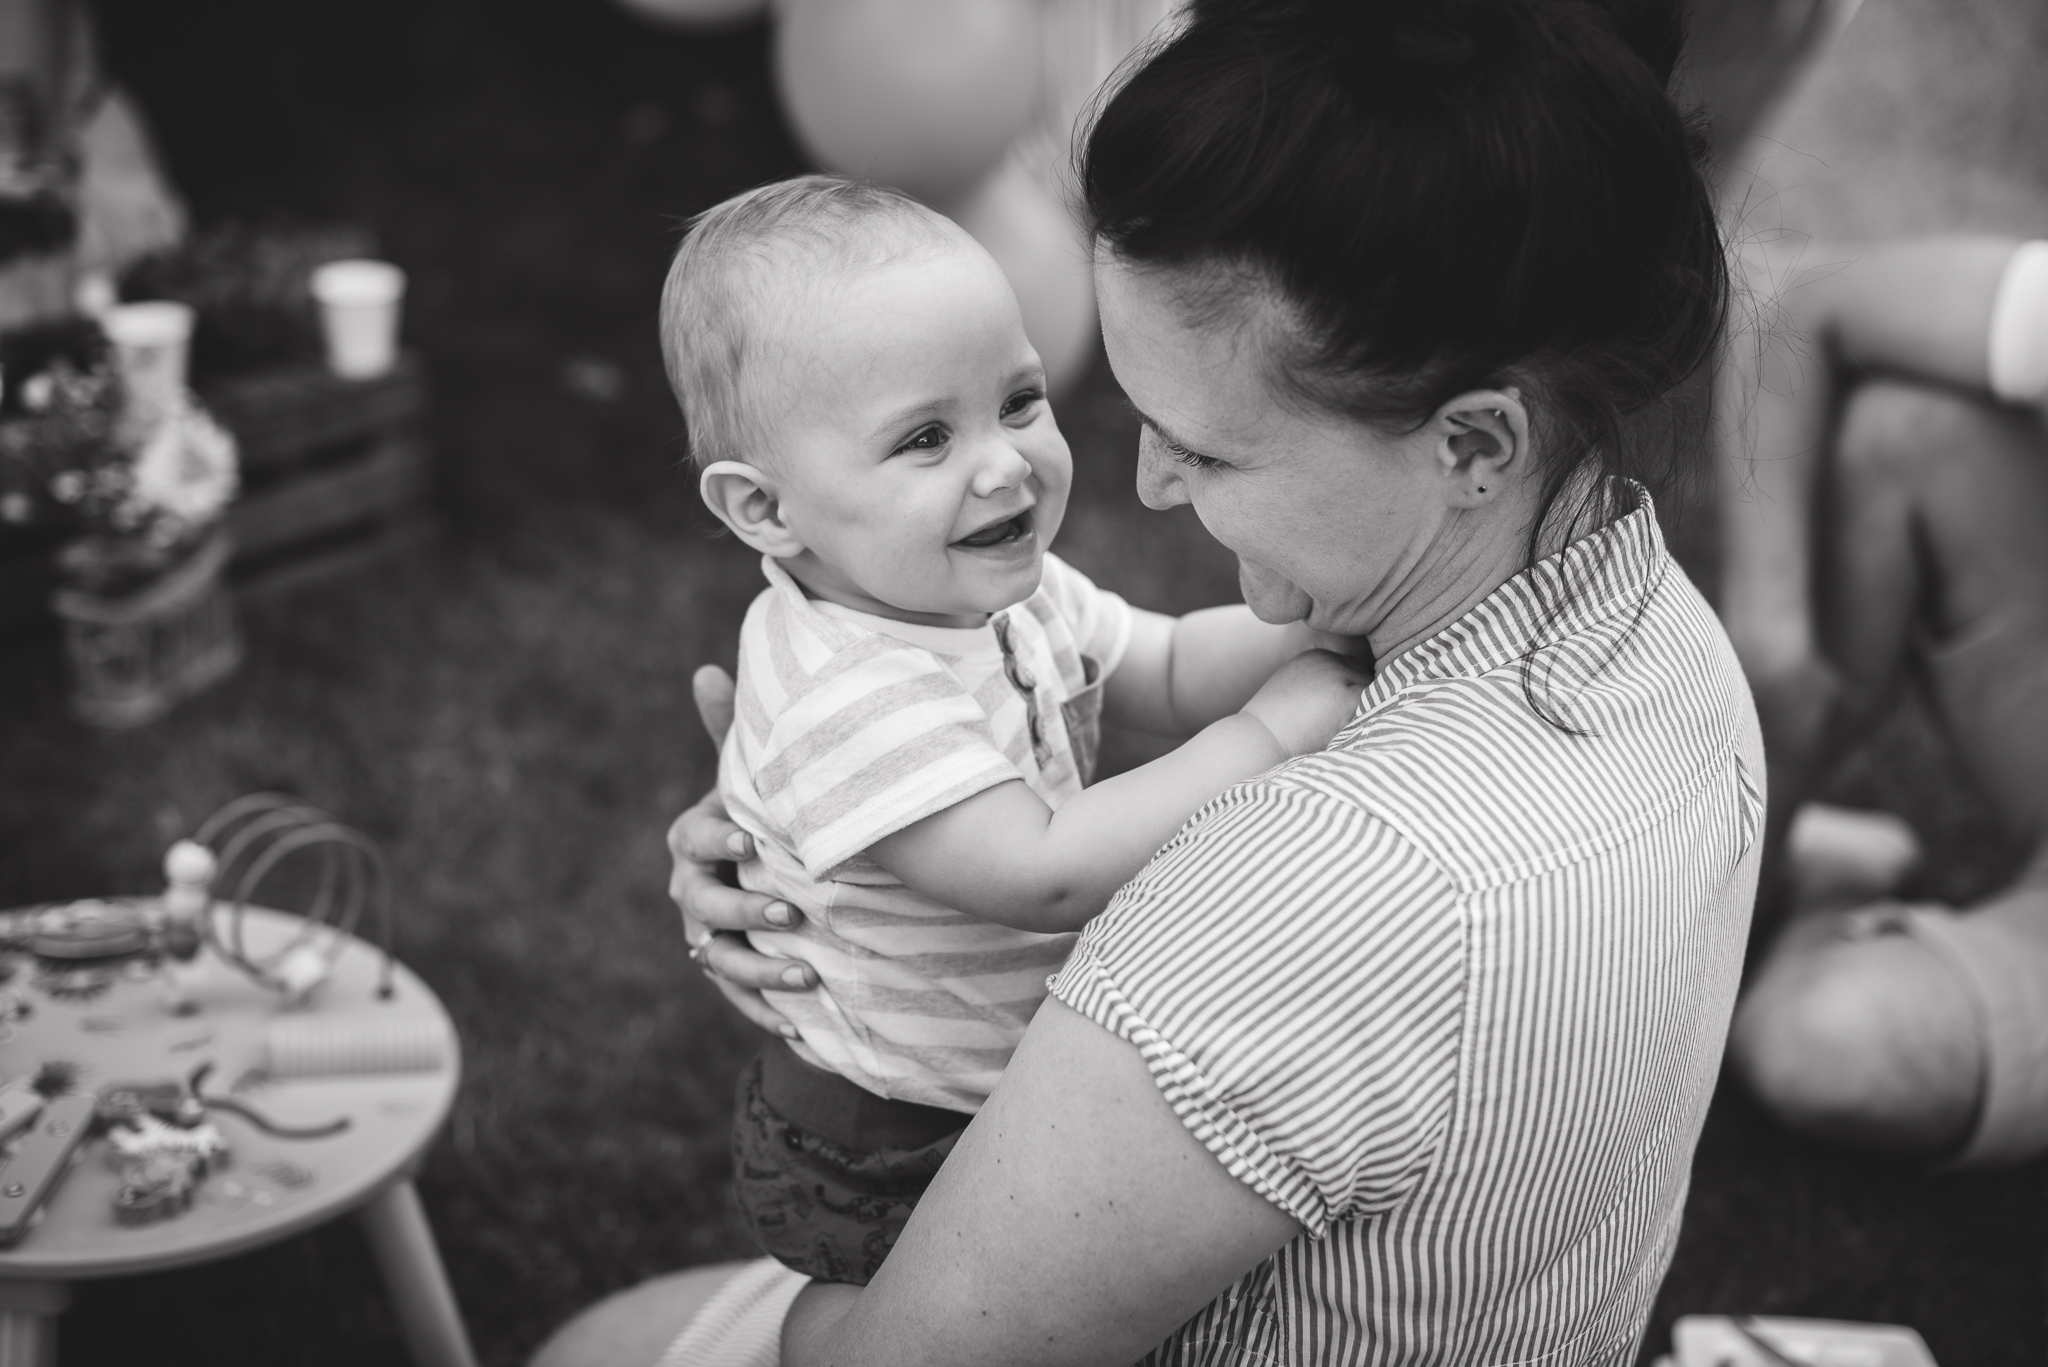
[731,1041,968,1285]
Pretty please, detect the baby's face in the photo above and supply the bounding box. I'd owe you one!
[759,242,1072,627]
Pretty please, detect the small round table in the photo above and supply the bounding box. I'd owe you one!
[0,904,474,1367]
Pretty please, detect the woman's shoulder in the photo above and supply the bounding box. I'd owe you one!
[1272,568,1755,888]
[1112,768,1460,931]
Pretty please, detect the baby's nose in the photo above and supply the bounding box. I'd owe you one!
[971,440,1033,496]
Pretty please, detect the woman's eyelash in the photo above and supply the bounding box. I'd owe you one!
[1148,423,1218,470]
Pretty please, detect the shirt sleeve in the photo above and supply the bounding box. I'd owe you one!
[1037,553,1134,680]
[1049,779,1465,1235]
[755,632,1023,877]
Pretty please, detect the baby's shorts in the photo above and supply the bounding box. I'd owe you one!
[732,1038,969,1285]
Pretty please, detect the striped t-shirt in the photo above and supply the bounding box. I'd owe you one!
[1050,501,1764,1365]
[721,553,1133,1112]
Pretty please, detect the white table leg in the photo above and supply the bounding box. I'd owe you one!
[0,1282,69,1367]
[357,1178,477,1367]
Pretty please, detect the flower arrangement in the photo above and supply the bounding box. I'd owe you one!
[0,315,239,595]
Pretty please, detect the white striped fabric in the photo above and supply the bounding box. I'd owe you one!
[1049,500,1764,1366]
[722,553,1132,1113]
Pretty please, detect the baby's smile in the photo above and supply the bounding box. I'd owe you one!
[952,506,1037,553]
[713,238,1074,629]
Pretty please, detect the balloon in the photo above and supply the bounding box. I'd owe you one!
[775,0,1042,207]
[951,155,1098,399]
[611,0,770,26]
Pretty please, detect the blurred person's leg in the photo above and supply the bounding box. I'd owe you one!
[530,1263,748,1367]
[1733,379,2048,1159]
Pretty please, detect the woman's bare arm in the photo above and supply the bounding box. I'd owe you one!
[781,997,1301,1367]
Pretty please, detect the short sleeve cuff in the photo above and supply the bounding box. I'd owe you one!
[1050,947,1334,1236]
[796,753,1021,877]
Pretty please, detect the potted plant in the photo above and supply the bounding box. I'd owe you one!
[0,315,242,726]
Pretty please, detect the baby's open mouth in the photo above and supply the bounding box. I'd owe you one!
[953,510,1034,550]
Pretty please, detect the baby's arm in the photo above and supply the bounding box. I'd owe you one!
[1106,604,1360,738]
[867,649,1370,933]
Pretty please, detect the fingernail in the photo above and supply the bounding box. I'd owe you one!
[781,966,810,988]
[779,1024,800,1039]
[766,902,794,927]
[726,833,750,857]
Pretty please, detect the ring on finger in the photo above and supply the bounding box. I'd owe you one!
[687,935,716,973]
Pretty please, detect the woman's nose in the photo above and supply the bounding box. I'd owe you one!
[1135,430,1189,510]
[970,439,1034,498]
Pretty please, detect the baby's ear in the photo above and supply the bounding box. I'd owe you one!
[700,461,804,556]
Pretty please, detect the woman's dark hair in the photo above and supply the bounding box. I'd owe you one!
[1083,0,1727,724]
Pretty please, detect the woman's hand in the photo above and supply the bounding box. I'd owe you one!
[668,666,815,1038]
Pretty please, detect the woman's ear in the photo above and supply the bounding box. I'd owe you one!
[1432,389,1529,508]
[700,461,806,557]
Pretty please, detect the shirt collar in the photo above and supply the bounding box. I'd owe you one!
[1358,491,1671,709]
[760,555,1002,659]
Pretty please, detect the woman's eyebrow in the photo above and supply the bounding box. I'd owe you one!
[1121,398,1200,452]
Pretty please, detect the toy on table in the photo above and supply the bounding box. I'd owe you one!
[94,1071,228,1225]
[0,1075,46,1146]
[91,1059,354,1227]
[0,794,410,1242]
[1658,1315,1939,1367]
[179,793,398,1004]
[0,1090,97,1247]
[0,794,399,1015]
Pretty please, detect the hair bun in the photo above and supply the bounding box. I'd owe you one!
[1391,16,1478,69]
[1298,0,1681,92]
[1302,0,1488,103]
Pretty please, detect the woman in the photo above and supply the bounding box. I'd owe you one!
[544,1,1757,1361]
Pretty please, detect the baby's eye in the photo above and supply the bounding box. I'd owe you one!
[1001,389,1044,422]
[894,424,950,455]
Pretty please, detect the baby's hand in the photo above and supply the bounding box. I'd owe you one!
[1241,649,1371,757]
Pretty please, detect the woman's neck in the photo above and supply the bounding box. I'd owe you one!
[1364,470,1613,664]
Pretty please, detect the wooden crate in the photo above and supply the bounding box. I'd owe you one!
[205,353,430,598]
[0,357,429,641]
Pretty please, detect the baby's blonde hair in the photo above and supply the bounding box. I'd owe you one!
[660,175,964,469]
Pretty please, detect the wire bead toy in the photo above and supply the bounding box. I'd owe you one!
[177,794,398,1001]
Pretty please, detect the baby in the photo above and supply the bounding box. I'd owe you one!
[662,175,1366,1285]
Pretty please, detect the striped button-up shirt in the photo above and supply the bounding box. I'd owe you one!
[1050,500,1763,1366]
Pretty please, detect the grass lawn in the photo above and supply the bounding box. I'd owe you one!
[0,1,2041,1361]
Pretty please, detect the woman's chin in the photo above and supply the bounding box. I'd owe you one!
[1238,561,1314,625]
